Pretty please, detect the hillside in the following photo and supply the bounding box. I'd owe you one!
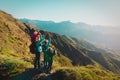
[50,65,120,80]
[0,10,35,79]
[0,10,120,80]
[58,35,120,74]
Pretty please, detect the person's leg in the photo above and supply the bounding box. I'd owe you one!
[36,53,40,68]
[49,60,53,72]
[43,57,46,72]
[34,53,37,69]
[45,61,49,73]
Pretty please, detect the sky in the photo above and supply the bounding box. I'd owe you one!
[0,0,120,26]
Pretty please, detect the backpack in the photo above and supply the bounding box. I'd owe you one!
[45,49,57,61]
[29,42,36,54]
[49,49,56,57]
[31,31,39,42]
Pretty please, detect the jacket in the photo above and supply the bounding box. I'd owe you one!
[36,35,45,53]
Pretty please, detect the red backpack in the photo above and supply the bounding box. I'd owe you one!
[31,31,39,42]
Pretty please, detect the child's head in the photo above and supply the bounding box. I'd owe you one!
[45,39,48,44]
[49,47,53,53]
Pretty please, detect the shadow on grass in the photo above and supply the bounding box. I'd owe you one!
[11,68,40,80]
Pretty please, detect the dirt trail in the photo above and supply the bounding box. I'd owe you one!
[12,68,53,80]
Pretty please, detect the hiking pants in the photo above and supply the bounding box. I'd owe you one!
[34,52,40,68]
[48,60,53,71]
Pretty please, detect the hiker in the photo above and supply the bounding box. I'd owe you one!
[42,34,52,70]
[34,32,45,69]
[44,47,57,72]
[29,30,38,54]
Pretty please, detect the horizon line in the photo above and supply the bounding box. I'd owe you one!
[18,17,119,27]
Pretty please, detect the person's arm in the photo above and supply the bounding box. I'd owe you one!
[40,35,45,44]
[45,38,51,52]
[47,38,51,47]
[47,33,52,46]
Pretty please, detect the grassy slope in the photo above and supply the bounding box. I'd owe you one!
[62,35,120,74]
[0,10,34,79]
[52,65,120,80]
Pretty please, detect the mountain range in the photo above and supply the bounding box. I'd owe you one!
[20,18,120,50]
[0,10,120,80]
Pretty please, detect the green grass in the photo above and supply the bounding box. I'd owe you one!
[52,52,73,71]
[0,47,13,55]
[0,54,33,78]
[51,52,120,80]
[52,65,120,80]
